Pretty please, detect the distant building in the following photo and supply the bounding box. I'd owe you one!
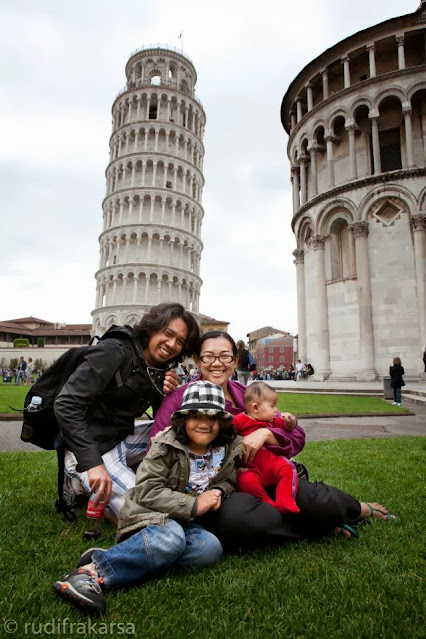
[0,317,91,347]
[246,326,290,360]
[256,334,294,370]
[199,314,229,334]
[0,317,92,368]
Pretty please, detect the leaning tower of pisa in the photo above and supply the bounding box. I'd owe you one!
[92,45,206,335]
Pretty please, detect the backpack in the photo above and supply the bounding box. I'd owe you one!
[20,325,148,521]
[248,351,256,372]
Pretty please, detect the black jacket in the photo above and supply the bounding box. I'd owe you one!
[54,336,165,472]
[389,364,405,389]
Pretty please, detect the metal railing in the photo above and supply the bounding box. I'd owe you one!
[115,77,203,107]
[128,43,194,66]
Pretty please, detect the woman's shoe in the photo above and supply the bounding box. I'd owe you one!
[365,503,398,522]
[336,524,360,539]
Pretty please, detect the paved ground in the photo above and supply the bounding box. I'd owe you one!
[1,398,425,452]
[299,399,426,441]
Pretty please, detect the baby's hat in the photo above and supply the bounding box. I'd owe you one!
[172,381,233,420]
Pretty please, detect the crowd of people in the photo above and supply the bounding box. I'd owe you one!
[2,356,35,385]
[48,303,397,615]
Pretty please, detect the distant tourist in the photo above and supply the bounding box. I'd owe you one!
[15,357,27,385]
[26,357,33,385]
[423,347,426,373]
[389,357,405,406]
[236,340,251,385]
[295,359,305,381]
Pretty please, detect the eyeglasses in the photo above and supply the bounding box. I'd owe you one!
[199,354,235,364]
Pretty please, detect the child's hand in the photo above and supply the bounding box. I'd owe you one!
[196,489,222,515]
[282,412,297,430]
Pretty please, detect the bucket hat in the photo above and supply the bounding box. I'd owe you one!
[172,381,233,420]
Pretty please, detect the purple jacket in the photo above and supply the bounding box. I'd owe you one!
[150,380,305,458]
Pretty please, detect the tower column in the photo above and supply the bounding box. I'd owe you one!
[325,135,335,188]
[321,69,329,99]
[341,55,351,88]
[369,114,381,174]
[348,222,377,380]
[307,236,330,379]
[293,249,307,363]
[402,106,415,167]
[366,43,376,77]
[412,215,426,352]
[306,83,313,111]
[396,34,406,69]
[308,144,318,196]
[291,166,300,213]
[346,123,358,179]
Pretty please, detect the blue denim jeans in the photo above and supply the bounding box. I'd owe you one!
[393,387,401,404]
[93,520,223,588]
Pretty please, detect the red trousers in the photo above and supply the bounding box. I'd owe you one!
[237,447,299,514]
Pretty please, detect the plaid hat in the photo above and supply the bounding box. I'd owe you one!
[172,381,233,420]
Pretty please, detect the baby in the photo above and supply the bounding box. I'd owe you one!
[233,382,299,513]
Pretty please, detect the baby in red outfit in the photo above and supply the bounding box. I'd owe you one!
[233,382,299,513]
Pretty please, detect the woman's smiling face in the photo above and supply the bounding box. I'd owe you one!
[195,336,237,389]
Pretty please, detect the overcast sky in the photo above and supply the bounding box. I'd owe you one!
[1,0,410,340]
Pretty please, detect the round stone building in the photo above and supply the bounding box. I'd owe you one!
[281,2,426,380]
[92,45,205,334]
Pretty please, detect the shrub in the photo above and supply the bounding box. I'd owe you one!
[13,338,30,348]
[36,338,45,348]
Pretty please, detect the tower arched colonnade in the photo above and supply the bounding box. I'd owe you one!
[283,3,426,380]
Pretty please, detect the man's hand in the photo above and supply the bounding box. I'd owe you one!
[163,370,179,395]
[281,412,297,430]
[195,489,222,515]
[87,464,112,506]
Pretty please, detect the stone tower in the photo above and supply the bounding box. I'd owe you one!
[92,45,206,335]
[281,2,426,380]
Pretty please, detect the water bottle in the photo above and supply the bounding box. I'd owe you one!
[83,492,105,541]
[27,396,42,412]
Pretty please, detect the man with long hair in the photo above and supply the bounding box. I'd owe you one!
[55,303,200,521]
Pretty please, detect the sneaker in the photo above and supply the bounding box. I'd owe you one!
[54,568,106,614]
[392,402,397,405]
[77,547,106,569]
[397,403,401,406]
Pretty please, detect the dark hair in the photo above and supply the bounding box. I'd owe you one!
[199,330,238,356]
[171,412,237,447]
[133,303,200,363]
[244,381,277,409]
[393,357,402,366]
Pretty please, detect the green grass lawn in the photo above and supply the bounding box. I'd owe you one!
[277,393,409,415]
[0,382,28,413]
[0,382,408,416]
[0,437,424,638]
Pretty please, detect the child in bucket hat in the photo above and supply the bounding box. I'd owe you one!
[54,381,243,615]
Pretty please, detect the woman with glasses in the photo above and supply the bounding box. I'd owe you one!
[149,330,396,549]
[150,330,304,459]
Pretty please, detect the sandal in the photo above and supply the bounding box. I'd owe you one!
[364,503,398,522]
[336,524,360,539]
